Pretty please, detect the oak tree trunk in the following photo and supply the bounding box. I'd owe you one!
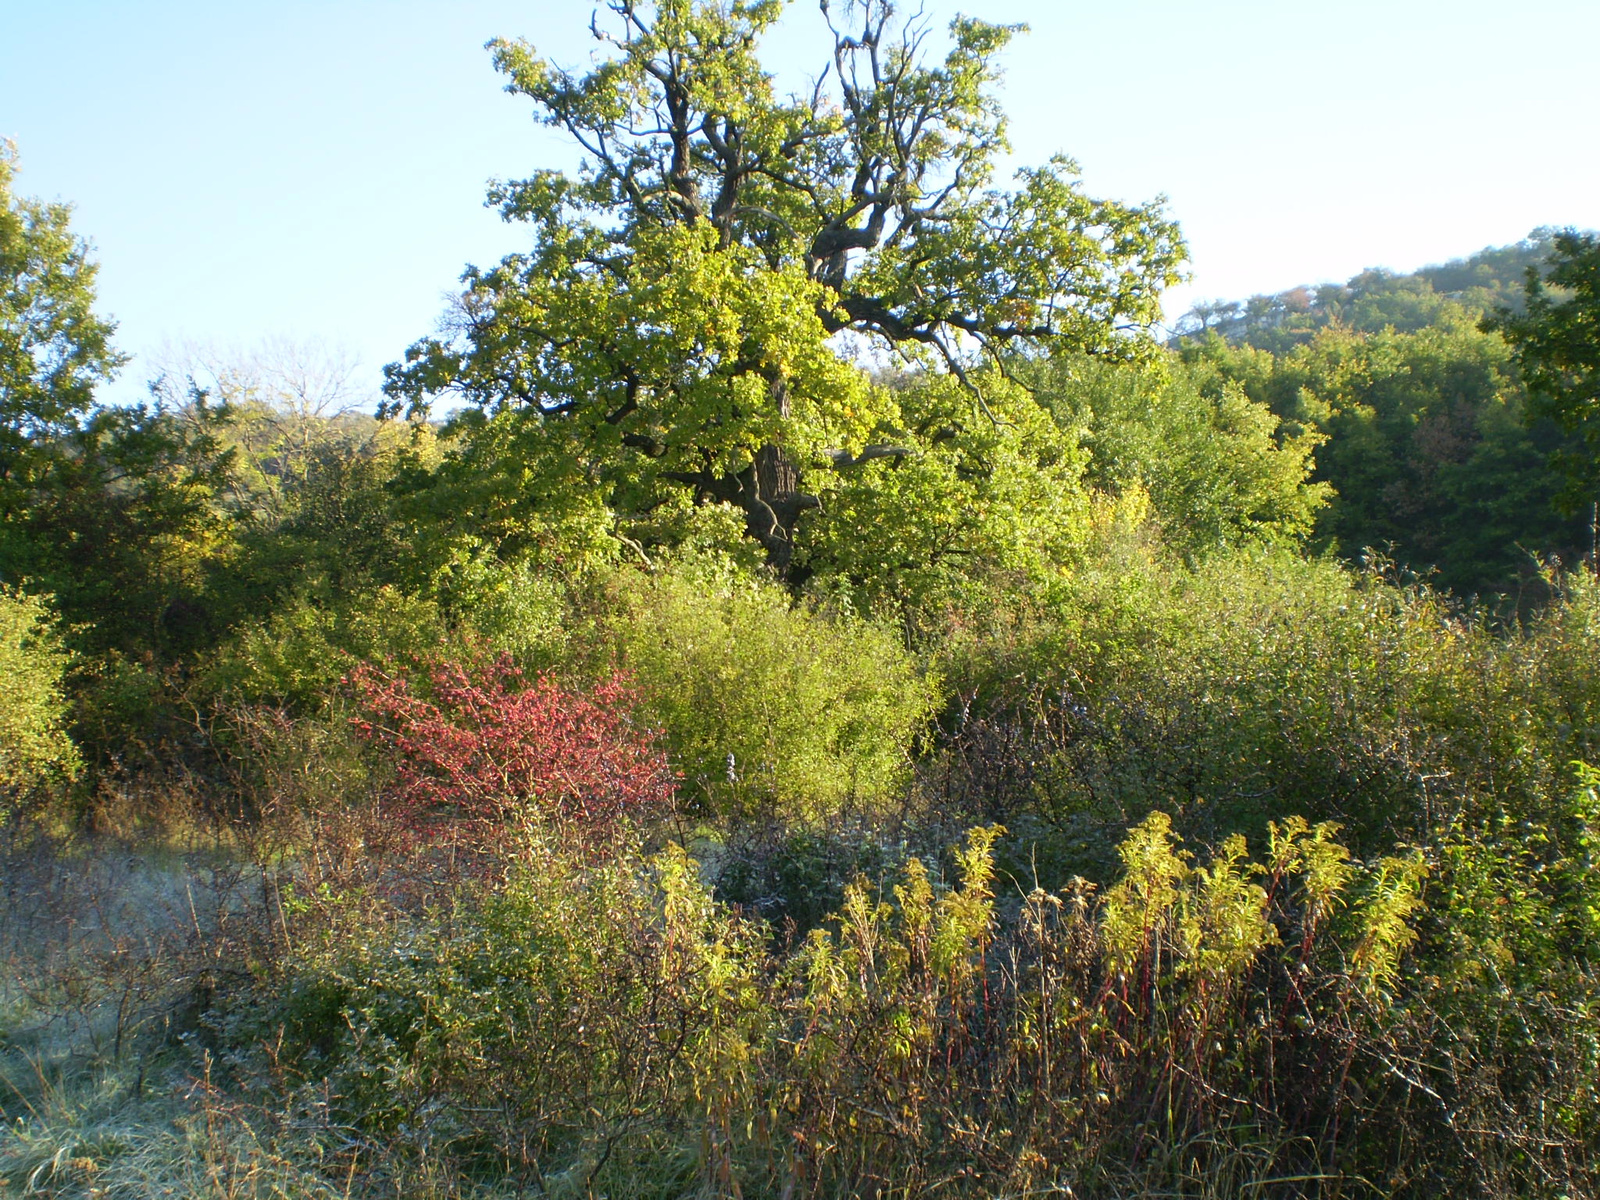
[740,442,818,579]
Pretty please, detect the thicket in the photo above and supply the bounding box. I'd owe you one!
[936,551,1600,862]
[224,818,1450,1197]
[7,541,1600,1196]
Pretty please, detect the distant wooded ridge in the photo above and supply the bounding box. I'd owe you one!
[1172,229,1585,349]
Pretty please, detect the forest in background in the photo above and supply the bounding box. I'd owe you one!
[1172,233,1595,597]
[4,2,1600,1196]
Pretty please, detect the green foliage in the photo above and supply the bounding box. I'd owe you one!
[1099,810,1194,976]
[1348,851,1426,994]
[220,408,438,608]
[0,141,126,498]
[1031,352,1330,555]
[379,406,628,582]
[709,822,906,930]
[1399,766,1600,1187]
[211,585,453,712]
[1175,232,1599,596]
[7,15,1600,1196]
[386,0,1182,580]
[1098,810,1428,1005]
[1269,814,1356,935]
[1175,230,1559,351]
[394,221,876,575]
[0,152,247,668]
[258,831,771,1190]
[800,369,1092,614]
[936,547,1600,868]
[1488,228,1600,511]
[237,817,1503,1196]
[1,396,242,659]
[596,563,939,821]
[787,824,1003,1106]
[0,586,78,818]
[1187,312,1589,594]
[442,555,575,665]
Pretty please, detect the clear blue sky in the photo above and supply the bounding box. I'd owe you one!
[4,0,1598,403]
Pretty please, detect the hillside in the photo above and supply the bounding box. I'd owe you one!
[1173,231,1560,350]
[1171,232,1595,597]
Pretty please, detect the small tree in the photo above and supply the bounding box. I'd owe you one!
[0,141,125,498]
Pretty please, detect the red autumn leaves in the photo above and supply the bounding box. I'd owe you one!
[348,655,675,833]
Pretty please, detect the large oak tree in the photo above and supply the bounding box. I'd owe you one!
[386,0,1185,586]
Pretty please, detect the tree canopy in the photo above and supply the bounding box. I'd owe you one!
[0,142,125,498]
[1173,231,1560,354]
[1487,229,1600,514]
[385,0,1185,585]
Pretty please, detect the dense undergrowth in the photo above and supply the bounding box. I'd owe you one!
[5,548,1600,1198]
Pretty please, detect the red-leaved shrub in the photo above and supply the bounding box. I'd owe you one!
[348,655,675,835]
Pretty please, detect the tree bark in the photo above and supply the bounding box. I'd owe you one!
[740,442,818,579]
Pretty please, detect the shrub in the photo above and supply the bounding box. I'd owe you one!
[451,555,575,666]
[0,586,79,822]
[1409,761,1600,1194]
[1032,351,1330,556]
[596,563,940,823]
[239,816,1571,1198]
[935,548,1600,869]
[210,585,453,712]
[250,831,770,1190]
[774,815,1437,1196]
[348,654,675,836]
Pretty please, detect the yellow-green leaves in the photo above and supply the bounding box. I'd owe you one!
[0,143,126,464]
[1269,815,1356,936]
[0,587,79,820]
[1349,853,1426,996]
[391,217,883,570]
[388,0,1184,584]
[803,369,1091,614]
[1099,810,1421,1001]
[1179,833,1275,983]
[600,562,937,822]
[1100,811,1189,978]
[1031,351,1331,556]
[796,825,1003,1066]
